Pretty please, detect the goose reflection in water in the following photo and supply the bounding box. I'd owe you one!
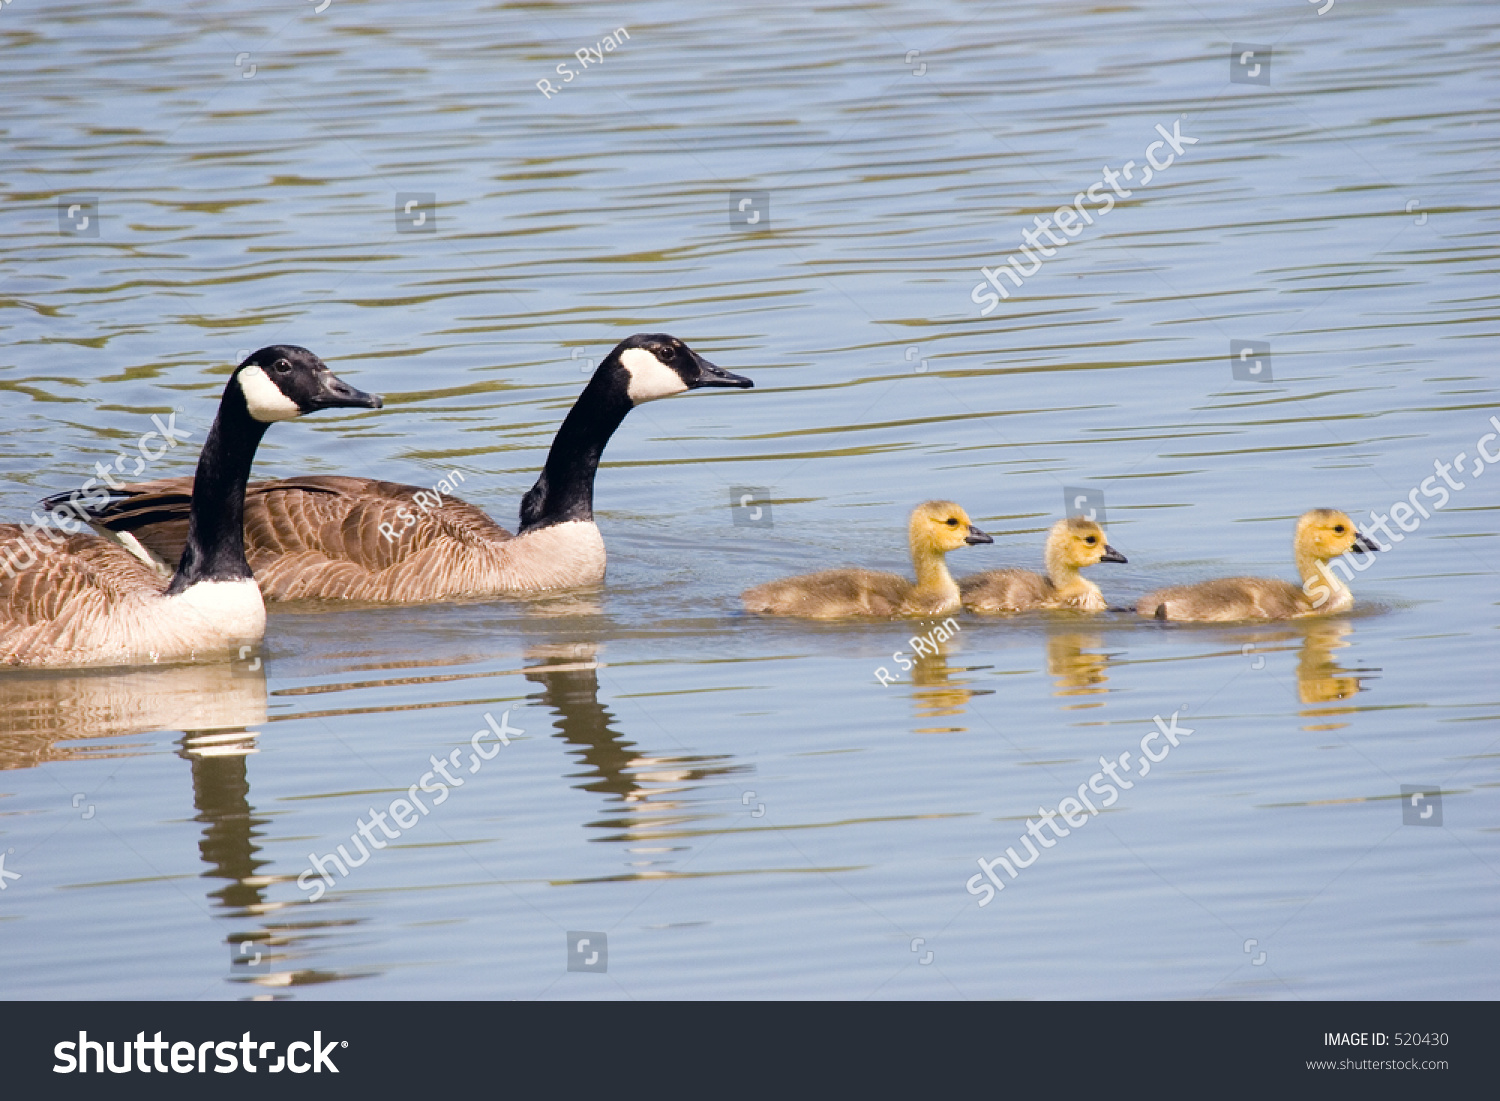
[0,664,322,988]
[521,642,747,859]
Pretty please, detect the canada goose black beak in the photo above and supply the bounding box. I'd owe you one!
[311,371,383,411]
[964,524,993,545]
[1100,544,1127,563]
[687,351,753,390]
[1352,530,1380,553]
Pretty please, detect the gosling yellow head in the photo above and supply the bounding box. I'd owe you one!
[909,500,993,557]
[1047,517,1128,573]
[1295,508,1379,566]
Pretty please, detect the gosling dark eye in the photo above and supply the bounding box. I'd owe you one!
[273,359,291,375]
[945,518,959,527]
[1333,525,1345,534]
[1084,536,1097,545]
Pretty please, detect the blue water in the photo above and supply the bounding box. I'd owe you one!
[0,0,1496,999]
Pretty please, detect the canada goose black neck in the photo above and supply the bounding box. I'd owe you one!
[517,334,751,536]
[166,347,383,594]
[165,378,267,593]
[518,367,632,535]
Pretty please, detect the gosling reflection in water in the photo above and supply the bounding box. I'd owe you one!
[1228,619,1376,728]
[897,629,990,730]
[522,644,745,845]
[1046,631,1114,705]
[1295,618,1371,706]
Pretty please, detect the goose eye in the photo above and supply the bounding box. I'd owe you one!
[658,346,676,361]
[945,518,959,527]
[1084,536,1097,544]
[273,359,291,375]
[1333,524,1346,534]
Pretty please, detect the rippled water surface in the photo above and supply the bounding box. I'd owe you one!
[2,0,1497,999]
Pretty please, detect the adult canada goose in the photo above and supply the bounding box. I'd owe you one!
[0,348,381,667]
[56,334,752,603]
[740,501,993,618]
[961,517,1126,613]
[1136,508,1379,622]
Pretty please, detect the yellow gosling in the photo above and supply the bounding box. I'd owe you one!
[1137,508,1380,622]
[740,501,993,618]
[961,517,1126,614]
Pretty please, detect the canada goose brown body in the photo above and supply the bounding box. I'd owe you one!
[962,517,1126,613]
[741,501,992,618]
[1,348,381,667]
[1137,509,1379,622]
[63,335,751,604]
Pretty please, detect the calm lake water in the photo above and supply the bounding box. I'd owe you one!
[2,0,1497,999]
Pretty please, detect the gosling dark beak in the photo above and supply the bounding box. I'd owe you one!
[1352,530,1381,553]
[312,370,383,411]
[1100,544,1127,564]
[687,349,753,390]
[965,524,994,546]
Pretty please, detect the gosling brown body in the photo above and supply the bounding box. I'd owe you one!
[1137,508,1379,622]
[962,517,1126,613]
[741,501,992,619]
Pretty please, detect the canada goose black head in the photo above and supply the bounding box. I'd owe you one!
[604,334,753,406]
[518,335,751,535]
[167,347,382,594]
[232,345,384,423]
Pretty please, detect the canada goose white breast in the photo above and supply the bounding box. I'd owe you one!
[165,577,267,641]
[487,520,606,592]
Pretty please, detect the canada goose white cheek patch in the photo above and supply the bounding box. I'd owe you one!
[237,365,303,422]
[620,347,689,404]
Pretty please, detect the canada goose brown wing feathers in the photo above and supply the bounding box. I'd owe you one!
[1138,577,1308,621]
[741,568,911,618]
[79,476,515,601]
[0,526,170,662]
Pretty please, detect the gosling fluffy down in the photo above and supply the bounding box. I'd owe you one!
[961,517,1126,613]
[741,501,992,618]
[1137,508,1380,622]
